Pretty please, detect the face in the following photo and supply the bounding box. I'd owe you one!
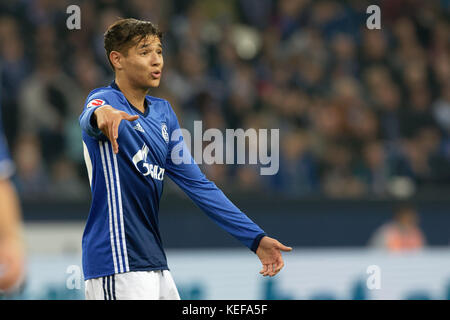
[397,209,418,227]
[112,35,164,89]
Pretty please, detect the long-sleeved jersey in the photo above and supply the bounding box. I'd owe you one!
[0,112,14,180]
[79,81,266,280]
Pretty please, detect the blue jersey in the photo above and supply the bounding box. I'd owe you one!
[0,64,14,179]
[0,112,14,180]
[79,81,266,280]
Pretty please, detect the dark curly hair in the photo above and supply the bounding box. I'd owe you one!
[104,18,163,70]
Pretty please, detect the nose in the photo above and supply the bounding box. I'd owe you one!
[151,52,162,67]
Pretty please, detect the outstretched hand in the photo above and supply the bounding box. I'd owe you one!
[256,236,292,277]
[93,105,139,153]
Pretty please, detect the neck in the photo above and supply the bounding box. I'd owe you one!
[115,76,148,113]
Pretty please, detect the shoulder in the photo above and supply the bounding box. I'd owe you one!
[146,95,171,110]
[146,95,175,116]
[146,95,168,104]
[85,86,126,110]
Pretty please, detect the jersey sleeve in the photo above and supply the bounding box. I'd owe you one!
[0,132,14,180]
[164,102,266,253]
[79,93,110,140]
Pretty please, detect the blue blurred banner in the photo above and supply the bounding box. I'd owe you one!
[3,248,449,300]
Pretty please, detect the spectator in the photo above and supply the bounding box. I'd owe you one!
[12,133,50,199]
[369,203,426,251]
[0,0,448,200]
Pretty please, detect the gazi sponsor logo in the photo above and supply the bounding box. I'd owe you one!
[132,144,165,181]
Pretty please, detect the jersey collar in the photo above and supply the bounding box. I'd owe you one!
[110,80,151,117]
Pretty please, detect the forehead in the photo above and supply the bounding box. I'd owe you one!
[135,35,162,49]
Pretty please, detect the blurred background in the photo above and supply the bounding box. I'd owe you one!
[0,0,449,299]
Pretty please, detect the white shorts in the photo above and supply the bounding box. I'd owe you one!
[84,270,180,300]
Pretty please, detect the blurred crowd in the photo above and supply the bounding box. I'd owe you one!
[0,0,449,201]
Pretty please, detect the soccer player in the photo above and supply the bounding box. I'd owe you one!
[80,18,292,300]
[0,109,25,293]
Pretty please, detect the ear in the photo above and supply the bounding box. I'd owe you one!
[109,51,123,70]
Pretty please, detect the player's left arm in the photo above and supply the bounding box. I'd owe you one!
[165,104,292,277]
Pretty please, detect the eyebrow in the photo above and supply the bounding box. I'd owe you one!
[139,43,163,50]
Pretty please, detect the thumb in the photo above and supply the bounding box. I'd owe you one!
[277,242,292,252]
[122,113,139,121]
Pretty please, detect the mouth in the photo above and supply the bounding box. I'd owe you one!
[151,71,161,79]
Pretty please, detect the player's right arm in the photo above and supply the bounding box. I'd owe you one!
[79,98,138,153]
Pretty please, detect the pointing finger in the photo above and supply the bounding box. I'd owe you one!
[114,119,119,140]
[113,120,121,154]
[122,112,139,122]
[109,120,119,154]
[107,120,113,142]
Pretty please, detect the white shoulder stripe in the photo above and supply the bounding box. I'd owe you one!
[112,150,130,272]
[99,141,118,274]
[83,141,93,187]
[104,141,124,273]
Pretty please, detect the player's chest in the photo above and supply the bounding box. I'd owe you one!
[123,115,170,166]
